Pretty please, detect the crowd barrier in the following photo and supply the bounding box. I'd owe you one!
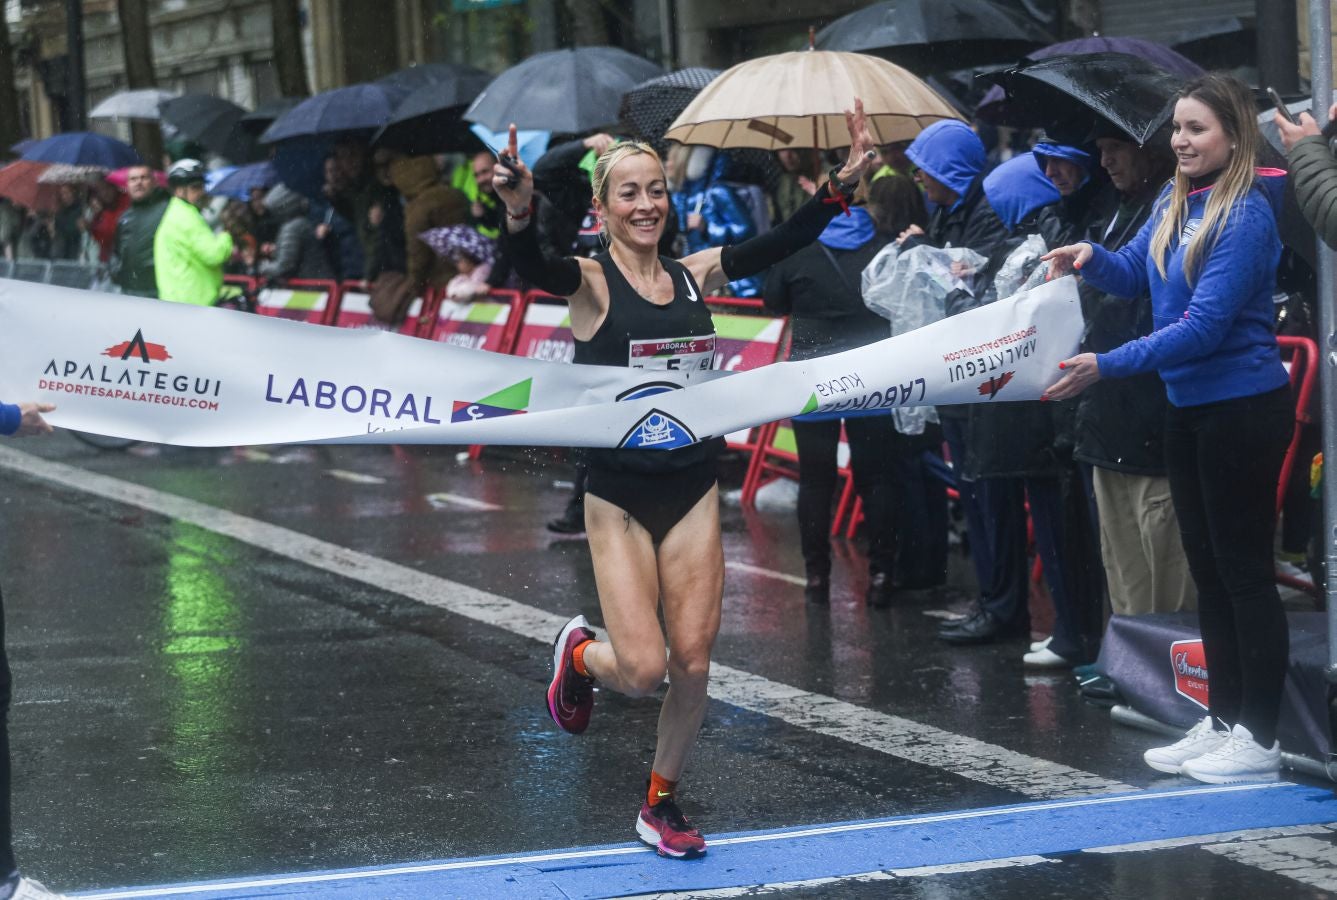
[3,258,106,290]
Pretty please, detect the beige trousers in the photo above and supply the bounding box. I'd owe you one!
[1092,467,1197,615]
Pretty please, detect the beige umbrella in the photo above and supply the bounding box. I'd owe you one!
[664,50,960,150]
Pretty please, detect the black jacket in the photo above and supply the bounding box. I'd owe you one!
[1072,194,1171,475]
[113,189,171,297]
[763,230,890,361]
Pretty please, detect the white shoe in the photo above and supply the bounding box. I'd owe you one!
[11,877,67,899]
[1029,635,1052,653]
[1143,715,1229,774]
[1181,723,1282,784]
[1022,646,1072,668]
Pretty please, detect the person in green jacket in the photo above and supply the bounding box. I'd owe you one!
[1275,102,1337,251]
[153,160,233,306]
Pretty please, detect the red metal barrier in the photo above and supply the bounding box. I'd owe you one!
[1276,336,1320,598]
[430,289,525,354]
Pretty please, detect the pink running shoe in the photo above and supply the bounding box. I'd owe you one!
[636,797,708,859]
[546,615,595,734]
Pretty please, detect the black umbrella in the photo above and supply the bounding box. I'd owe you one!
[619,67,721,152]
[814,0,1053,72]
[984,52,1185,146]
[1171,17,1254,71]
[465,46,664,135]
[262,82,409,143]
[239,97,304,135]
[371,65,494,155]
[160,94,260,163]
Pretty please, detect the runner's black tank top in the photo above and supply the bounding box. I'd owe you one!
[575,252,723,473]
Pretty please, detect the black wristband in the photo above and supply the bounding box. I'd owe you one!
[827,166,858,197]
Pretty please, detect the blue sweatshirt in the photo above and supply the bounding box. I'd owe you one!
[0,402,20,436]
[1080,170,1289,407]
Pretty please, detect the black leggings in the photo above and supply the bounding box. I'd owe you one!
[1165,386,1291,746]
[793,415,899,578]
[0,586,12,874]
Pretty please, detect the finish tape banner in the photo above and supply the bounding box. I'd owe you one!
[0,276,1082,448]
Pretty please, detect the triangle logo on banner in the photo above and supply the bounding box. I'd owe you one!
[618,409,697,450]
[800,393,819,415]
[451,378,532,423]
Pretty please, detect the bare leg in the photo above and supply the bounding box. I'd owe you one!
[652,486,724,780]
[580,494,668,697]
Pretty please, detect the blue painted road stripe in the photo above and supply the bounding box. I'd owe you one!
[73,782,1337,899]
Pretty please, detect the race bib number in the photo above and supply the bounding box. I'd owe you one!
[628,334,716,372]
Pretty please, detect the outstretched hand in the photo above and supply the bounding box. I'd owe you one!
[1041,354,1100,402]
[1040,242,1093,277]
[494,123,535,226]
[836,98,877,184]
[14,402,54,436]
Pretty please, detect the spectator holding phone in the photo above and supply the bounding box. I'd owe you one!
[1274,100,1337,250]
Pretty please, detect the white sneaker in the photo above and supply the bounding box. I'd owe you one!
[1029,635,1052,653]
[1022,646,1073,668]
[1181,723,1282,784]
[1143,715,1229,774]
[12,877,67,899]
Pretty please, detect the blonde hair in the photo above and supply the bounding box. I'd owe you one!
[591,141,664,208]
[1149,74,1260,284]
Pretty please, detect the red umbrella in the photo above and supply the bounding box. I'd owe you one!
[0,160,60,212]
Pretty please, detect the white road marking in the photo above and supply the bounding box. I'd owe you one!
[0,446,1130,799]
[72,785,1289,898]
[724,560,806,586]
[634,857,1057,898]
[1202,835,1337,892]
[323,469,386,485]
[425,491,502,511]
[1086,822,1337,854]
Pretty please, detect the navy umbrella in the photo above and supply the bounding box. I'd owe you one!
[465,46,664,135]
[371,65,494,155]
[161,94,260,163]
[208,161,278,201]
[976,37,1203,124]
[261,82,410,143]
[20,132,141,168]
[814,0,1053,71]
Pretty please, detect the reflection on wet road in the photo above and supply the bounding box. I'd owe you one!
[0,438,1331,899]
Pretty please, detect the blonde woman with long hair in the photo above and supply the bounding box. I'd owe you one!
[492,107,877,857]
[1044,73,1291,784]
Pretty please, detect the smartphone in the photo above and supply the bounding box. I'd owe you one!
[1268,87,1298,125]
[493,152,520,187]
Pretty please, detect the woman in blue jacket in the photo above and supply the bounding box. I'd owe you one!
[1044,74,1291,784]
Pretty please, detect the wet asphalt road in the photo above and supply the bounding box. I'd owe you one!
[0,434,1333,898]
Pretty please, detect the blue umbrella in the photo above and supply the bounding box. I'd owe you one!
[269,136,334,199]
[8,138,37,157]
[469,123,550,171]
[20,132,141,168]
[261,83,410,143]
[209,160,278,200]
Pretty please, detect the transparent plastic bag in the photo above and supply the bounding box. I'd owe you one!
[861,243,984,435]
[993,233,1049,301]
[862,243,986,334]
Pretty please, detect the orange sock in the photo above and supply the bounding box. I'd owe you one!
[647,771,677,806]
[572,639,596,678]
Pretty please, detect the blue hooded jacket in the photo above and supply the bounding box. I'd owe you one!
[0,402,18,435]
[818,205,875,250]
[982,154,1060,233]
[1080,169,1290,406]
[672,152,761,296]
[906,120,985,212]
[1032,142,1095,189]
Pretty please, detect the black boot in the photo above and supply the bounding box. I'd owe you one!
[865,572,894,608]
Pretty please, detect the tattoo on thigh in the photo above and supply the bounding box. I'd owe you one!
[622,511,631,533]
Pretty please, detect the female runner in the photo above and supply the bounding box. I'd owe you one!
[495,104,876,857]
